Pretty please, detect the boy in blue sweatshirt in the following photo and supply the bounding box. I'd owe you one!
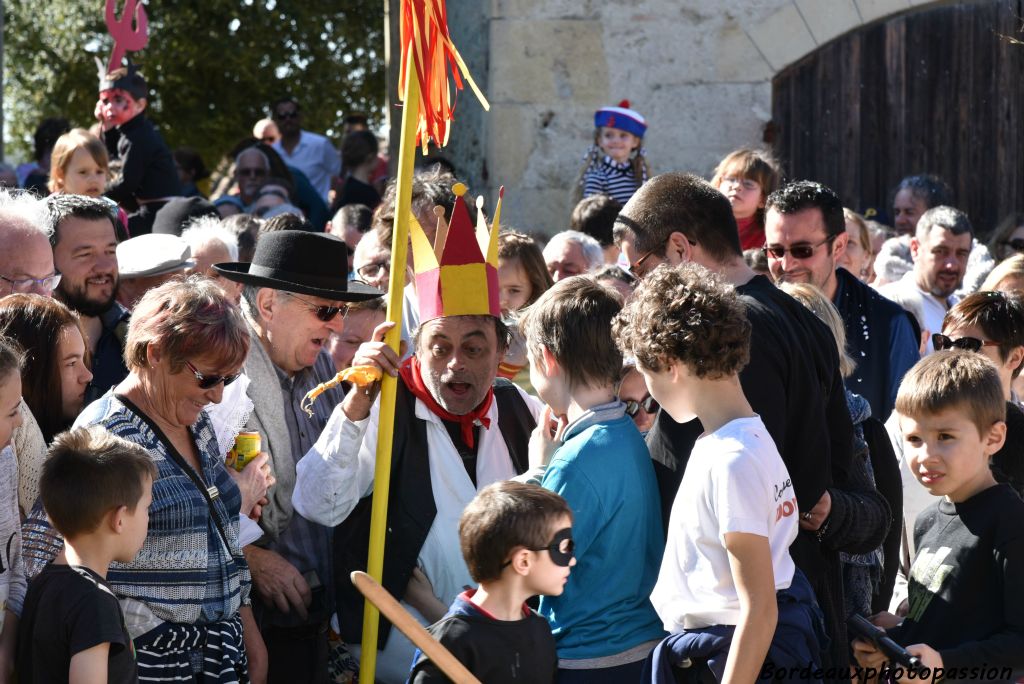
[519,275,666,682]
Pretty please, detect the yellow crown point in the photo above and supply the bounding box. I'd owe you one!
[452,182,467,197]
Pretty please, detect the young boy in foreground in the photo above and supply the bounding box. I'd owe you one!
[854,351,1024,681]
[17,426,156,684]
[409,481,572,683]
[614,263,809,681]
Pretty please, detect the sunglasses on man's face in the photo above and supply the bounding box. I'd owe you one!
[931,333,1001,353]
[184,360,241,390]
[275,110,299,120]
[624,395,658,417]
[281,291,349,322]
[762,235,836,260]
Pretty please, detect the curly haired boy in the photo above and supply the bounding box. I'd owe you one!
[614,263,814,680]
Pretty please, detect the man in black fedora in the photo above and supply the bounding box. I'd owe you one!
[216,229,381,683]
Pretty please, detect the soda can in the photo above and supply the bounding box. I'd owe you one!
[227,432,261,472]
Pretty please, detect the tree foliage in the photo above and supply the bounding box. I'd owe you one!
[3,0,384,165]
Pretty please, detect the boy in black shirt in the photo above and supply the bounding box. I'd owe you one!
[17,426,156,683]
[409,481,572,683]
[853,352,1024,680]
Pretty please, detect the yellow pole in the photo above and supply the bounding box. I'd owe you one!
[358,46,419,684]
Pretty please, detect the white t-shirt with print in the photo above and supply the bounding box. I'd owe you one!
[651,416,798,632]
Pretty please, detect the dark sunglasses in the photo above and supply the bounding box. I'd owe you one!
[762,235,836,260]
[624,395,658,417]
[1001,239,1024,254]
[184,360,241,390]
[275,110,299,120]
[281,291,349,322]
[932,333,1001,353]
[237,167,267,178]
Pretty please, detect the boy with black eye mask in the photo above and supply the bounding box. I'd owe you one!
[409,481,572,683]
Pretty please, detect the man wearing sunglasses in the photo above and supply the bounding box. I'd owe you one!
[216,229,382,682]
[234,147,272,207]
[270,97,340,204]
[764,181,919,421]
[613,172,890,678]
[878,206,974,355]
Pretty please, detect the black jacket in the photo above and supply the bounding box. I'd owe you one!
[104,113,182,205]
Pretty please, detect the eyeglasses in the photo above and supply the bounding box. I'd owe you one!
[281,291,349,322]
[630,235,697,278]
[237,167,267,178]
[762,235,837,260]
[931,333,1002,353]
[0,272,61,293]
[183,360,241,390]
[274,110,299,120]
[356,261,390,280]
[1001,239,1024,254]
[624,395,658,417]
[720,176,761,192]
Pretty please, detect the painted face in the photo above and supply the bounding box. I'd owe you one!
[326,307,385,371]
[717,173,764,221]
[597,127,640,165]
[764,207,844,296]
[117,474,153,563]
[98,88,143,128]
[545,241,589,282]
[900,407,1002,503]
[264,291,349,374]
[59,148,107,197]
[911,226,972,299]
[892,189,929,236]
[836,218,869,280]
[416,316,502,415]
[53,216,119,317]
[498,259,533,316]
[524,514,575,598]
[0,371,23,451]
[57,325,93,422]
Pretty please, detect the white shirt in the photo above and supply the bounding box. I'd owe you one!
[293,382,542,602]
[877,272,956,354]
[273,130,340,202]
[651,416,798,632]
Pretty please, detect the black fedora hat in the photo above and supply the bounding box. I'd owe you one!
[215,230,382,301]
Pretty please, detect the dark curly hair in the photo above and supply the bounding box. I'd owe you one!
[765,180,845,239]
[613,263,751,378]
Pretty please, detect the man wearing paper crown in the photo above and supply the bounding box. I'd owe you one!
[293,184,542,681]
[96,59,182,235]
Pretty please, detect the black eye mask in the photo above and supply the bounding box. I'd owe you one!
[543,527,575,567]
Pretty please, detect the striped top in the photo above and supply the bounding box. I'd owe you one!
[24,393,251,629]
[582,156,641,205]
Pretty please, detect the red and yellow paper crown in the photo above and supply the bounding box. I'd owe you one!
[410,183,502,322]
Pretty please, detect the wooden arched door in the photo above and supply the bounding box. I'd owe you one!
[771,0,1024,235]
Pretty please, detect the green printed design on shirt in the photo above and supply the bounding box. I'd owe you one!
[907,545,954,621]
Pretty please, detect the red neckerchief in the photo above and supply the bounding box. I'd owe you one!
[398,356,493,449]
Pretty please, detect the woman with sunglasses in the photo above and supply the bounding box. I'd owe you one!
[24,276,272,682]
[985,212,1024,263]
[618,364,658,434]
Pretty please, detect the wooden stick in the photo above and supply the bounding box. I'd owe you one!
[351,571,481,684]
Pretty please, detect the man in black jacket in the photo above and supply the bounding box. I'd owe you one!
[614,172,890,677]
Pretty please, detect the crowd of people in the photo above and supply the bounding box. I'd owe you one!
[0,64,1022,684]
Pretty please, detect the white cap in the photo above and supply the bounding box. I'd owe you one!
[116,233,195,278]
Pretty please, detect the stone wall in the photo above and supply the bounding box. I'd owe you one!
[429,0,949,236]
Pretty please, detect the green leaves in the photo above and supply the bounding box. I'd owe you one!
[3,0,383,164]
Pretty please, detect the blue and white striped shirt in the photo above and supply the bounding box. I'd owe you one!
[582,155,642,205]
